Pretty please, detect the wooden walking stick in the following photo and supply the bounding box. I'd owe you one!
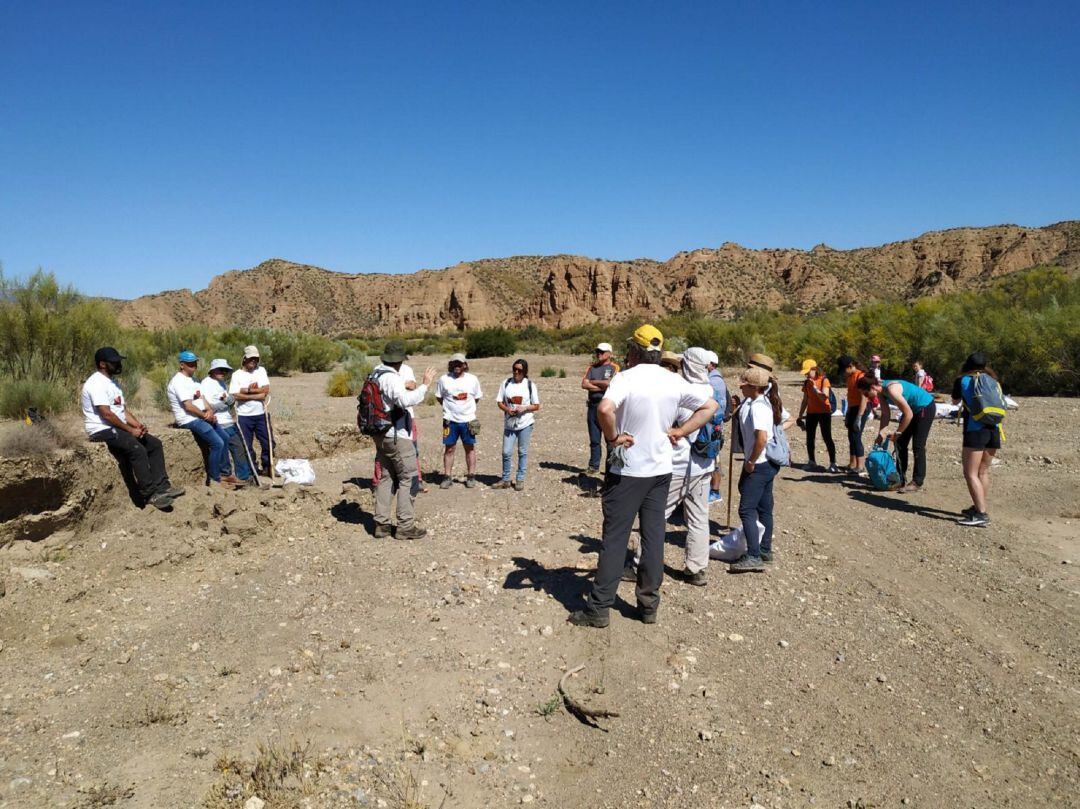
[726,416,736,529]
[264,393,278,484]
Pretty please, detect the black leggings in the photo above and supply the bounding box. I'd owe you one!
[896,405,934,486]
[805,413,836,465]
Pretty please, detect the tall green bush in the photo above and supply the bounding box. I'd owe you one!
[466,328,518,358]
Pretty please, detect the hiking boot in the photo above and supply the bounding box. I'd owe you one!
[439,478,453,490]
[728,554,765,573]
[512,480,525,491]
[567,609,610,628]
[621,563,638,583]
[148,492,174,511]
[957,511,990,527]
[639,608,658,624]
[491,480,512,489]
[221,474,242,486]
[680,568,707,587]
[761,550,775,564]
[960,505,978,518]
[584,467,601,479]
[162,485,186,499]
[464,477,477,489]
[372,523,392,539]
[856,470,869,479]
[396,524,429,541]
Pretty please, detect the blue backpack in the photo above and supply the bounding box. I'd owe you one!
[691,388,727,460]
[866,438,901,490]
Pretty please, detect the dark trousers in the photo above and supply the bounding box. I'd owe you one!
[805,413,836,465]
[738,461,779,557]
[586,472,671,615]
[90,428,169,503]
[586,403,604,471]
[238,413,275,472]
[845,407,870,458]
[896,404,934,486]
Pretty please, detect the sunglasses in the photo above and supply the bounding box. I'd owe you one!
[512,367,525,373]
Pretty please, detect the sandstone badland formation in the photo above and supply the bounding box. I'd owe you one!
[116,221,1080,335]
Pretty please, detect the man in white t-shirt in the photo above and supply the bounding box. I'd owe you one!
[82,346,183,510]
[367,341,438,539]
[435,353,483,489]
[204,358,256,486]
[626,347,717,586]
[568,325,717,629]
[167,351,240,489]
[493,358,541,490]
[229,345,275,476]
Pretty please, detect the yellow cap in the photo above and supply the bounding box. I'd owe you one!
[630,324,664,350]
[800,358,818,375]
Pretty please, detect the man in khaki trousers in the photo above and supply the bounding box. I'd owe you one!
[369,341,436,540]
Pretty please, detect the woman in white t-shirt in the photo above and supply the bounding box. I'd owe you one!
[493,359,541,490]
[730,365,785,573]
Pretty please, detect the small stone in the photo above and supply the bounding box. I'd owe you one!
[876,674,887,683]
[727,633,744,643]
[539,625,553,637]
[698,730,713,742]
[823,755,836,767]
[778,640,789,648]
[244,798,266,809]
[520,796,535,804]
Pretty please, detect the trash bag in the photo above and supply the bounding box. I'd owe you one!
[274,458,316,485]
[708,520,765,562]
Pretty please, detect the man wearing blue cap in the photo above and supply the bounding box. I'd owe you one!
[81,347,184,509]
[167,351,240,489]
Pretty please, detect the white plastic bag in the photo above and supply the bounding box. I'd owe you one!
[708,520,765,562]
[274,458,316,485]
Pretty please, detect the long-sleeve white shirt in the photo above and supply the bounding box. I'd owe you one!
[374,363,429,439]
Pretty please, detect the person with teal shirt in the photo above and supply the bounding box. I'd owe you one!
[857,375,935,492]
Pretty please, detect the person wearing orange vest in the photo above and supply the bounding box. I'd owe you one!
[796,359,838,472]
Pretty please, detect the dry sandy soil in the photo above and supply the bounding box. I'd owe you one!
[0,355,1077,808]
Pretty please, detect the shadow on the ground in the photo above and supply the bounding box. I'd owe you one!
[560,473,605,498]
[539,461,583,474]
[330,499,375,532]
[787,472,862,488]
[569,533,602,553]
[847,490,959,522]
[344,475,373,489]
[503,556,637,618]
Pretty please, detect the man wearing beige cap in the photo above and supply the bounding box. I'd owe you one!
[581,341,620,476]
[436,352,483,488]
[230,345,274,476]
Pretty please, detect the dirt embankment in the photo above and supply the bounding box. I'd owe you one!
[0,358,1077,808]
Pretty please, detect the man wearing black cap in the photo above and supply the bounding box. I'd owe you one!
[81,347,183,510]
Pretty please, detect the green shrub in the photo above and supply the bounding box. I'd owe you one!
[326,369,353,398]
[0,379,71,420]
[559,368,567,378]
[466,328,518,358]
[325,355,373,397]
[540,367,558,378]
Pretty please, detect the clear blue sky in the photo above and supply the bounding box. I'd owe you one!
[2,1,1077,298]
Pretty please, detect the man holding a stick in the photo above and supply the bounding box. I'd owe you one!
[230,345,275,477]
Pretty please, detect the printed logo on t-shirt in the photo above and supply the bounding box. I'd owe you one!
[113,396,122,405]
[454,392,468,400]
[508,395,523,405]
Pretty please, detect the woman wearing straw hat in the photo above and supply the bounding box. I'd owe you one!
[796,359,839,472]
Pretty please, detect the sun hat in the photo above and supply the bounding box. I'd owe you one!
[208,358,233,373]
[740,366,771,387]
[178,350,198,364]
[381,340,408,364]
[94,347,125,364]
[870,354,881,363]
[800,358,818,375]
[747,353,774,372]
[243,345,260,359]
[596,342,613,353]
[681,347,711,384]
[629,324,663,351]
[449,352,467,364]
[660,350,682,369]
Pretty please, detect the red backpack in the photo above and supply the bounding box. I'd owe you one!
[357,369,402,435]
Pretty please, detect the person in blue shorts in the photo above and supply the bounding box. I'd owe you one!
[858,374,935,493]
[436,353,483,489]
[951,352,1001,527]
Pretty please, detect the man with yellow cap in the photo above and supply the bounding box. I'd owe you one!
[569,325,718,628]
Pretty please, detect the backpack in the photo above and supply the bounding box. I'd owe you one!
[866,438,901,490]
[357,369,406,435]
[965,372,1006,426]
[691,387,728,459]
[807,377,836,413]
[764,423,790,467]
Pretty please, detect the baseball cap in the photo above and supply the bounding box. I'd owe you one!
[870,354,881,363]
[94,347,125,365]
[800,358,818,375]
[704,350,719,366]
[381,340,408,364]
[596,342,613,353]
[747,353,774,372]
[208,358,233,373]
[449,352,467,364]
[178,350,198,364]
[243,345,260,359]
[629,324,663,351]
